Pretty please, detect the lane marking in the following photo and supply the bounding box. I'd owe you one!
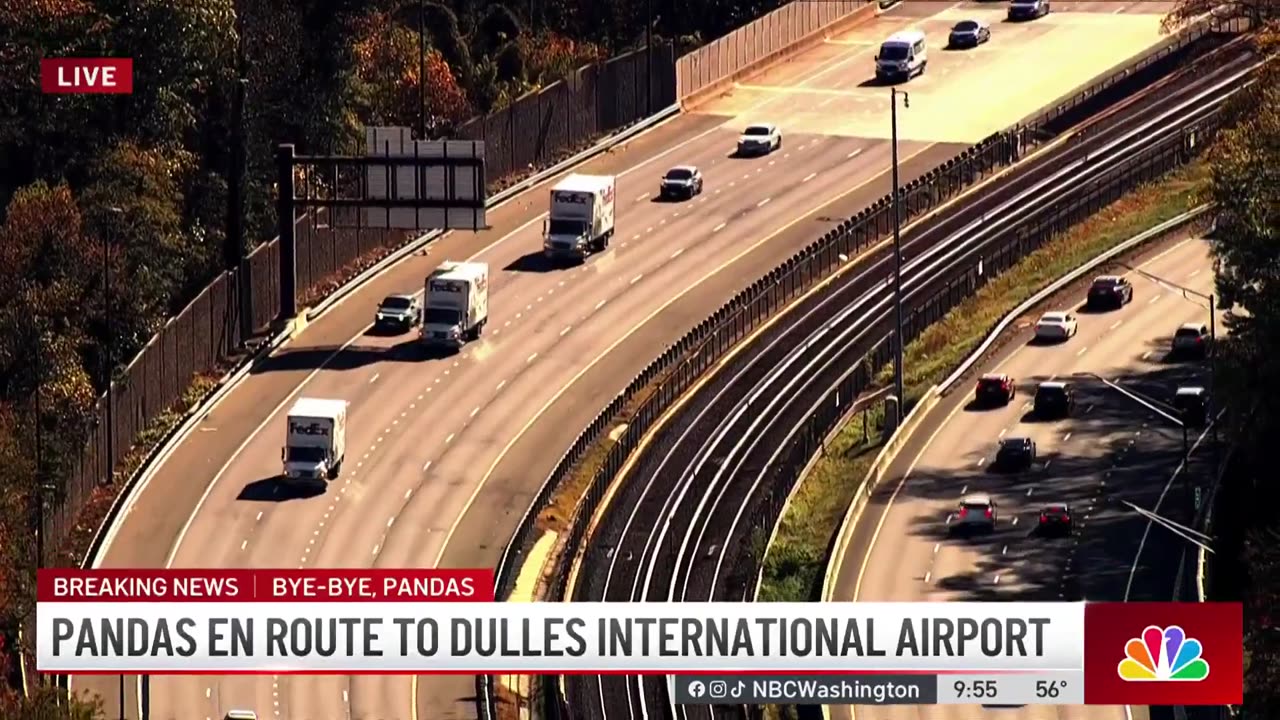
[561,326,573,336]
[470,407,480,419]
[595,299,607,310]
[713,222,727,232]
[1077,346,1088,356]
[1110,320,1123,330]
[802,172,817,183]
[846,148,862,159]
[496,380,507,392]
[631,274,644,285]
[671,248,685,259]
[369,373,379,384]
[757,198,771,208]
[527,352,538,363]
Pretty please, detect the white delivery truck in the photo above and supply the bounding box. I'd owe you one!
[421,261,489,348]
[543,174,616,262]
[281,398,347,484]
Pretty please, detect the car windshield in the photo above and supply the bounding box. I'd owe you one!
[880,45,910,61]
[665,168,693,180]
[286,446,325,463]
[954,21,978,31]
[548,218,588,236]
[381,296,412,310]
[424,308,462,325]
[744,127,770,136]
[1175,327,1203,337]
[979,378,1003,388]
[1092,279,1119,288]
[962,502,990,512]
[1046,505,1067,513]
[1002,438,1028,448]
[1041,313,1066,322]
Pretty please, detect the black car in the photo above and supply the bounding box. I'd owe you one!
[1087,275,1133,310]
[1033,381,1075,418]
[660,166,703,199]
[995,437,1037,471]
[975,373,1016,407]
[948,20,991,48]
[1008,0,1050,20]
[1038,503,1073,536]
[1173,386,1208,427]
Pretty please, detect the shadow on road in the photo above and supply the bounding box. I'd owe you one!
[250,340,456,374]
[504,251,566,274]
[871,358,1217,603]
[238,477,326,502]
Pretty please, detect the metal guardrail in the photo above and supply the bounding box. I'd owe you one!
[482,14,1247,720]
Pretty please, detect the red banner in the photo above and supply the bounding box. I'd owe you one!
[39,569,494,602]
[40,59,133,94]
[1084,602,1242,705]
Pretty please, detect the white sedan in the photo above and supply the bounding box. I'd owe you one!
[1034,311,1078,341]
[737,123,782,155]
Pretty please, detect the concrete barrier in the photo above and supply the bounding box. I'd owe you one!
[677,1,879,109]
[820,386,941,602]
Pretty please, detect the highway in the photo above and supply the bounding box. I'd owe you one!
[831,234,1220,720]
[566,35,1241,720]
[77,3,1173,720]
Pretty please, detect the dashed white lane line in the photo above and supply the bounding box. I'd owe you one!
[256,511,263,522]
[371,544,380,556]
[343,690,349,704]
[445,433,455,444]
[527,352,538,363]
[713,222,726,232]
[1188,269,1201,278]
[1110,320,1123,330]
[1142,350,1152,360]
[560,325,572,336]
[405,488,414,499]
[802,172,817,183]
[240,540,247,551]
[1076,346,1088,356]
[994,575,1002,585]
[671,247,684,259]
[595,299,607,310]
[631,274,644,285]
[635,192,648,201]
[1064,432,1072,442]
[206,687,212,699]
[646,226,654,233]
[632,234,641,241]
[470,406,480,419]
[496,379,507,391]
[1149,294,1163,304]
[369,373,379,383]
[847,148,863,159]
[924,571,932,584]
[387,517,395,528]
[998,428,1007,438]
[1002,545,1008,555]
[757,197,771,208]
[975,457,985,467]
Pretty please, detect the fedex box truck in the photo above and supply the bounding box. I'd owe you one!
[282,397,348,484]
[421,261,489,349]
[543,174,616,262]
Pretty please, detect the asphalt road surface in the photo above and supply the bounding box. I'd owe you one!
[831,234,1219,720]
[77,3,1173,720]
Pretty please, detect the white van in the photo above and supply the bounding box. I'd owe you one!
[875,30,928,83]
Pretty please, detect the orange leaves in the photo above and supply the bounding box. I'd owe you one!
[519,31,606,84]
[0,182,93,305]
[353,13,470,134]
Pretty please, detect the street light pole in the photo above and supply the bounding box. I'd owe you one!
[891,88,909,421]
[418,0,426,139]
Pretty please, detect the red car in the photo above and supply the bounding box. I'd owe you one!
[1038,503,1073,535]
[975,373,1016,406]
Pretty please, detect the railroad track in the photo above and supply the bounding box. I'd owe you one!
[565,46,1259,720]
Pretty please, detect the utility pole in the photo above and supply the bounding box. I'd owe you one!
[230,3,251,346]
[646,0,653,114]
[418,0,426,140]
[106,207,123,484]
[890,88,909,421]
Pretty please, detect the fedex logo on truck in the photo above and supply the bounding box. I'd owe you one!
[289,422,330,437]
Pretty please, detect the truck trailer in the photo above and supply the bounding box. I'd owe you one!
[420,261,489,349]
[282,397,348,485]
[543,174,616,262]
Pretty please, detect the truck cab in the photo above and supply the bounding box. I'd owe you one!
[282,398,348,485]
[544,174,616,262]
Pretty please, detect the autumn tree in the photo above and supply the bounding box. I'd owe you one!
[352,13,470,133]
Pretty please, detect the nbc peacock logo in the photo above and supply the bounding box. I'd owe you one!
[1117,625,1210,681]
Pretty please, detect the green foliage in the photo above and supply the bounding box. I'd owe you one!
[0,683,104,720]
[1201,45,1280,713]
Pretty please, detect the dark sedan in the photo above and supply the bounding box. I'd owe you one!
[995,437,1037,471]
[948,19,991,48]
[1038,503,1073,536]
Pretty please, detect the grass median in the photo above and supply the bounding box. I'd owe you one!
[756,159,1210,614]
